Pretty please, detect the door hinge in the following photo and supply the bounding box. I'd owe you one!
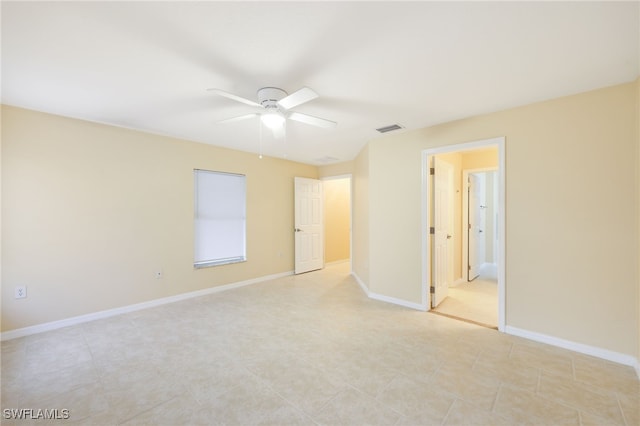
[430,167,435,175]
[429,227,435,235]
[468,265,471,271]
[430,286,435,294]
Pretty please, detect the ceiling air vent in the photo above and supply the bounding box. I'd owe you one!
[375,124,404,133]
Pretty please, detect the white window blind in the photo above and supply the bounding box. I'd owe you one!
[194,169,246,268]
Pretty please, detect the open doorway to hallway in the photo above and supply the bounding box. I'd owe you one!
[423,138,505,331]
[433,168,499,328]
[322,176,352,267]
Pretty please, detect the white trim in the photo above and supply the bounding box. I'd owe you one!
[320,174,352,181]
[423,138,505,155]
[351,271,369,296]
[352,271,427,311]
[497,141,506,332]
[368,292,427,311]
[421,150,430,310]
[505,326,638,369]
[422,137,506,332]
[1,270,293,341]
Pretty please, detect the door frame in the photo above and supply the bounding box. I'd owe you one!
[422,137,506,331]
[462,167,497,282]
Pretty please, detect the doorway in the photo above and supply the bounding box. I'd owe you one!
[422,137,505,331]
[322,175,352,267]
[294,175,352,274]
[463,169,498,282]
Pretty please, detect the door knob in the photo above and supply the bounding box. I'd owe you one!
[447,234,452,239]
[294,228,302,232]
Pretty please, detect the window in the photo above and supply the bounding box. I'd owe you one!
[194,169,246,268]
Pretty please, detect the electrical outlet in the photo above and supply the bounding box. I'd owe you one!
[155,271,163,279]
[15,286,27,299]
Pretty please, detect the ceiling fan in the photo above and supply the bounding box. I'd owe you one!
[208,86,337,138]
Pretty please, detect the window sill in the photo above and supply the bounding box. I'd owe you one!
[194,257,246,269]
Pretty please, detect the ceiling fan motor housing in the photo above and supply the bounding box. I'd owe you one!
[258,87,288,110]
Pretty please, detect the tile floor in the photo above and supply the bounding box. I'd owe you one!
[432,277,498,328]
[1,262,638,425]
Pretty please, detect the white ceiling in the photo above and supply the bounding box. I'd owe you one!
[2,1,638,165]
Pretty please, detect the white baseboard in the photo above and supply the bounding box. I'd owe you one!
[351,272,426,312]
[1,270,293,341]
[368,292,427,311]
[351,272,369,296]
[505,326,638,372]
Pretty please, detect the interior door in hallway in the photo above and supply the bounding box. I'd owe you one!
[432,157,453,308]
[294,177,324,274]
[468,173,486,281]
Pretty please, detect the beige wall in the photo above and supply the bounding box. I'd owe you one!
[462,148,499,170]
[323,178,351,263]
[318,161,354,178]
[637,77,640,364]
[319,161,353,265]
[362,82,638,356]
[0,110,3,315]
[352,144,370,289]
[1,106,317,332]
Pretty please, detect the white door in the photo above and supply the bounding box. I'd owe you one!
[468,173,486,280]
[432,158,453,308]
[294,177,324,274]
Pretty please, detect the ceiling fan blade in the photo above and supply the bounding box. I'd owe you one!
[208,88,262,108]
[217,113,259,124]
[288,112,337,129]
[277,87,318,110]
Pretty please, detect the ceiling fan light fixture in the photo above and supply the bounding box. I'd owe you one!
[261,112,286,130]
